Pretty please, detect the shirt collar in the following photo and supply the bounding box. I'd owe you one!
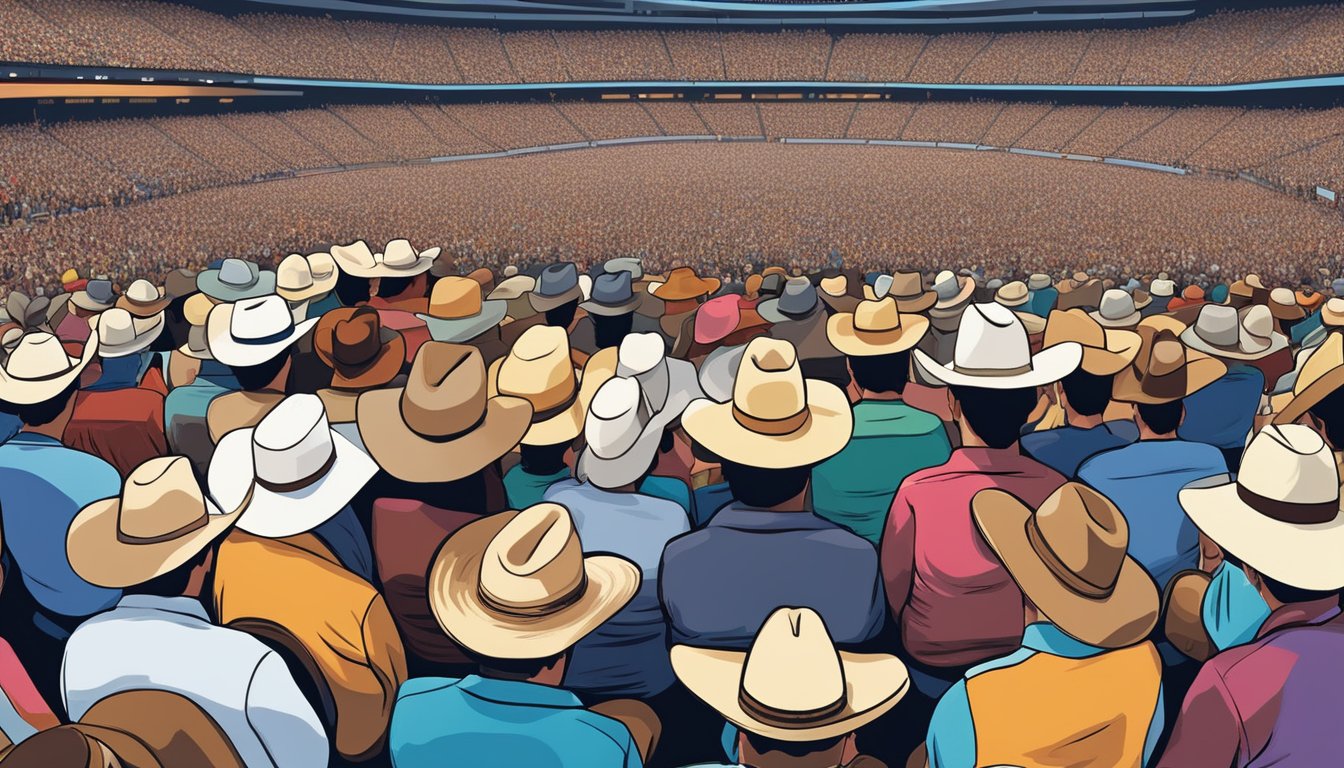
[7,433,63,446]
[1256,598,1342,640]
[115,595,211,623]
[457,675,584,709]
[1020,622,1107,659]
[710,504,836,532]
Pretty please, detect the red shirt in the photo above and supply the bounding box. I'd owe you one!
[881,447,1065,668]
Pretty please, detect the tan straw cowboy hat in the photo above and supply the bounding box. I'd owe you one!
[428,502,640,659]
[826,297,928,357]
[0,330,98,405]
[1043,309,1140,376]
[417,277,507,343]
[1274,331,1344,425]
[489,325,614,447]
[68,456,242,588]
[973,482,1160,648]
[671,607,909,742]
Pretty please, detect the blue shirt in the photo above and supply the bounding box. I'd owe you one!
[503,465,571,512]
[0,434,123,619]
[0,414,19,446]
[640,475,693,521]
[312,505,374,584]
[691,482,733,528]
[1180,365,1263,451]
[1292,310,1323,346]
[306,293,343,318]
[659,504,885,649]
[1021,420,1139,479]
[390,675,642,768]
[1026,287,1058,317]
[543,480,689,697]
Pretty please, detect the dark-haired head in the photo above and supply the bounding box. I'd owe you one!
[849,351,910,396]
[949,385,1037,449]
[1059,369,1113,417]
[720,459,812,508]
[545,300,579,330]
[0,378,79,428]
[1135,399,1183,436]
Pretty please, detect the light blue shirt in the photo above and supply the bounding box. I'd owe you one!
[391,675,642,768]
[1021,420,1139,479]
[0,434,122,619]
[543,479,690,697]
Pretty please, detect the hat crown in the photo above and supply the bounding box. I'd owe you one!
[617,333,664,377]
[429,277,483,320]
[1146,333,1187,378]
[1044,310,1105,350]
[854,298,902,334]
[733,338,807,425]
[537,263,579,297]
[332,241,376,270]
[331,309,382,366]
[933,270,958,299]
[277,254,314,291]
[218,259,258,289]
[252,395,337,489]
[228,296,295,343]
[875,273,901,299]
[592,272,633,305]
[952,304,1031,374]
[498,326,576,413]
[117,456,211,543]
[125,280,160,305]
[1238,425,1339,511]
[777,278,817,315]
[586,377,646,459]
[996,281,1028,304]
[307,252,337,280]
[1242,305,1274,341]
[1270,287,1296,306]
[4,332,77,381]
[98,308,138,346]
[1099,290,1135,320]
[402,343,489,439]
[479,504,587,615]
[86,280,115,304]
[1029,483,1129,600]
[1194,305,1240,348]
[740,608,846,725]
[381,239,419,268]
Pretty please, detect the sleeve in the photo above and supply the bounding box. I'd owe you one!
[362,596,408,720]
[245,651,330,768]
[925,679,976,768]
[879,487,916,623]
[1154,664,1240,768]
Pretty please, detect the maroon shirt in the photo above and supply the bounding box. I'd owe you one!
[881,447,1065,668]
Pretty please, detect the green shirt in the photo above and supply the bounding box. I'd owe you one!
[811,400,952,543]
[503,465,571,511]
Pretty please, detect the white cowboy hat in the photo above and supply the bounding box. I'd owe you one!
[487,275,537,302]
[330,239,438,279]
[1090,289,1141,328]
[1180,424,1344,591]
[697,343,747,404]
[205,295,318,368]
[208,394,376,539]
[928,270,976,319]
[93,307,163,359]
[578,376,691,490]
[615,332,702,420]
[276,252,339,303]
[0,330,98,405]
[671,607,909,742]
[1180,304,1287,362]
[913,303,1081,389]
[1150,279,1176,298]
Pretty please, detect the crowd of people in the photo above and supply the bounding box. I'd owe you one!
[4,0,1344,86]
[0,245,1343,768]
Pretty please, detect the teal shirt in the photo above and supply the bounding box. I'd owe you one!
[504,465,571,510]
[390,675,642,768]
[640,475,693,521]
[811,400,952,542]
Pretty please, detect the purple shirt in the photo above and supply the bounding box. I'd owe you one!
[1159,598,1344,767]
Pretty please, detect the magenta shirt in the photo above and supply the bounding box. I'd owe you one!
[1159,599,1344,767]
[881,447,1065,668]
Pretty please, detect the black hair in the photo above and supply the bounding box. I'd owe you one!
[158,294,191,351]
[1222,551,1340,606]
[592,313,634,350]
[520,441,570,476]
[333,271,371,307]
[228,349,291,392]
[1309,386,1344,448]
[848,350,910,395]
[1059,369,1113,417]
[123,544,213,599]
[545,300,578,329]
[743,733,846,761]
[1280,316,1303,339]
[376,275,414,302]
[949,385,1037,449]
[0,378,79,427]
[720,459,812,508]
[1136,400,1183,436]
[470,650,567,682]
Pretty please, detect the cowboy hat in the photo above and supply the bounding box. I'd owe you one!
[115,279,171,318]
[697,343,746,404]
[1027,273,1052,291]
[1275,331,1344,425]
[529,263,590,313]
[578,375,691,489]
[489,325,614,446]
[93,307,164,359]
[826,297,928,357]
[196,258,276,301]
[928,270,976,318]
[974,483,1160,648]
[758,277,820,324]
[428,502,640,659]
[68,456,242,588]
[0,330,98,405]
[206,295,318,368]
[1112,325,1227,404]
[1161,570,1216,663]
[359,342,533,483]
[1180,425,1344,591]
[648,267,721,302]
[580,271,641,317]
[69,279,116,313]
[331,239,438,279]
[276,252,339,303]
[418,276,508,343]
[1268,287,1306,321]
[163,268,199,301]
[1322,297,1344,327]
[693,295,770,346]
[1090,289,1141,328]
[1149,279,1176,298]
[1180,304,1287,362]
[209,394,376,539]
[1043,309,1140,376]
[913,303,1081,389]
[487,275,537,301]
[314,307,405,390]
[671,607,909,743]
[604,257,644,280]
[681,337,851,468]
[615,332,702,415]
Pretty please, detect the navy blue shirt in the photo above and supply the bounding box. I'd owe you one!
[1180,365,1263,451]
[1021,420,1139,478]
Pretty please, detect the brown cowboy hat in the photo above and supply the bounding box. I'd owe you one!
[357,342,533,483]
[313,307,406,391]
[1111,325,1227,404]
[1043,309,1140,376]
[648,267,721,302]
[973,483,1159,648]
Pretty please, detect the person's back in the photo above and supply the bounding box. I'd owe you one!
[391,675,640,768]
[1021,419,1138,479]
[66,386,167,477]
[1179,363,1263,458]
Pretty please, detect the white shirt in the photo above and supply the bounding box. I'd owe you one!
[62,595,328,768]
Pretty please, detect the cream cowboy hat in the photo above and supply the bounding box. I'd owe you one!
[681,337,852,469]
[68,456,242,589]
[489,325,615,447]
[93,307,164,359]
[913,303,1082,389]
[331,239,438,279]
[993,281,1030,309]
[276,252,339,303]
[209,394,376,539]
[974,483,1159,649]
[1090,289,1141,328]
[1274,331,1344,425]
[671,607,909,742]
[428,502,640,659]
[928,270,976,319]
[206,295,318,368]
[1180,305,1287,362]
[826,297,928,357]
[487,275,537,302]
[614,332,702,419]
[1043,309,1140,376]
[577,375,691,490]
[1180,425,1344,591]
[115,279,171,318]
[0,330,98,405]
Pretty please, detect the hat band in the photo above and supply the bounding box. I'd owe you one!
[117,511,208,545]
[478,571,589,618]
[1139,365,1188,400]
[235,327,295,347]
[1236,482,1338,525]
[1025,516,1115,600]
[951,363,1032,378]
[255,447,337,493]
[738,686,846,728]
[531,384,581,424]
[732,404,810,436]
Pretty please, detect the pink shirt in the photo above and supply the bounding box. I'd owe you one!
[881,447,1065,668]
[0,636,58,743]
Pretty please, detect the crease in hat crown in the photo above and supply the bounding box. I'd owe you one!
[478,503,589,616]
[739,608,846,727]
[117,456,215,543]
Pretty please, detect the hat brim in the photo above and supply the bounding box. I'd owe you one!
[67,493,240,589]
[357,389,533,483]
[97,315,165,359]
[276,276,337,303]
[69,293,114,313]
[826,313,928,357]
[577,390,691,489]
[580,295,641,317]
[1181,482,1344,592]
[487,356,615,447]
[972,488,1159,648]
[649,277,722,302]
[428,510,640,659]
[196,271,277,302]
[698,344,747,404]
[0,331,99,405]
[912,342,1082,390]
[417,301,508,343]
[996,295,1030,309]
[115,295,172,318]
[1111,352,1226,404]
[1089,310,1142,329]
[819,293,861,315]
[1180,327,1288,362]
[929,278,977,317]
[353,255,435,279]
[756,298,820,325]
[681,380,852,469]
[206,309,317,368]
[487,277,537,301]
[528,285,583,313]
[1072,329,1141,376]
[670,644,909,743]
[1274,339,1344,426]
[208,427,377,539]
